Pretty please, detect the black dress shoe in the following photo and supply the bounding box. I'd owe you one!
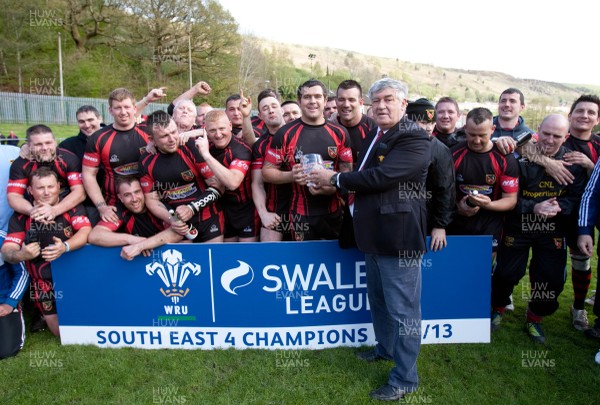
[355,349,386,362]
[585,325,600,339]
[369,384,406,401]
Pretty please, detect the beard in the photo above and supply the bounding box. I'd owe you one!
[33,149,56,163]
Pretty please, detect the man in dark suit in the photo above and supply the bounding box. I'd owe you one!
[310,78,430,401]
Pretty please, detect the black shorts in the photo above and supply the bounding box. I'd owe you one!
[290,210,343,241]
[191,212,224,243]
[30,278,58,316]
[0,306,25,359]
[224,202,259,239]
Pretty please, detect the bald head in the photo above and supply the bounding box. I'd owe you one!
[539,114,569,131]
[537,114,569,157]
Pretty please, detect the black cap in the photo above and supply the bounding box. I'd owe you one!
[406,98,436,123]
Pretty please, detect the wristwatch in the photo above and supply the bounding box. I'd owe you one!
[329,172,340,188]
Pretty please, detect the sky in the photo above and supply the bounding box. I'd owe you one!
[218,0,600,86]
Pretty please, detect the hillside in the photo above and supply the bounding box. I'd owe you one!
[260,38,596,107]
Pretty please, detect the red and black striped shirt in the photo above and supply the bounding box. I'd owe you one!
[95,203,166,237]
[3,204,90,281]
[83,124,150,206]
[564,133,600,166]
[450,142,519,234]
[8,148,82,198]
[252,132,291,214]
[210,137,253,208]
[265,120,353,216]
[139,143,219,222]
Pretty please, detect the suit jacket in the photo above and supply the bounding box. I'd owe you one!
[339,116,430,256]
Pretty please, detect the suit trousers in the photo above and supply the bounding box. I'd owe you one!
[365,253,421,391]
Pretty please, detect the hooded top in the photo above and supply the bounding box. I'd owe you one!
[491,116,533,140]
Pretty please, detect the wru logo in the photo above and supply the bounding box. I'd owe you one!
[221,260,254,295]
[146,249,201,304]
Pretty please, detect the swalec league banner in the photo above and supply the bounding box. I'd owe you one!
[53,237,491,349]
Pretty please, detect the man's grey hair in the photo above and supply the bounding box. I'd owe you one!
[173,99,197,116]
[368,78,408,102]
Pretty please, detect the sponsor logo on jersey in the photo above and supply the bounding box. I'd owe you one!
[210,224,218,233]
[340,148,352,160]
[110,154,119,163]
[267,149,280,161]
[72,216,90,226]
[200,164,212,175]
[6,235,23,245]
[67,173,82,182]
[114,162,139,176]
[164,183,197,200]
[83,154,98,163]
[7,181,27,189]
[231,160,249,172]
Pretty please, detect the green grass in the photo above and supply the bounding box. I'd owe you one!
[0,123,79,145]
[1,266,599,404]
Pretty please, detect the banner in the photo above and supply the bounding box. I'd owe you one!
[53,237,491,349]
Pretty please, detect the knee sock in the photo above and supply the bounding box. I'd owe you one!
[571,254,591,310]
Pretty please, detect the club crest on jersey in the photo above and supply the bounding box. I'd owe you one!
[378,155,385,163]
[63,226,73,239]
[485,174,496,185]
[328,147,337,158]
[139,146,147,154]
[181,170,194,182]
[146,249,201,304]
[110,154,119,163]
[426,109,435,121]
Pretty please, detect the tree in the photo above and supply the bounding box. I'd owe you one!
[63,0,122,52]
[0,0,59,92]
[238,35,266,93]
[123,0,239,84]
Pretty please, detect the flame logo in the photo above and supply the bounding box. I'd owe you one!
[221,260,254,295]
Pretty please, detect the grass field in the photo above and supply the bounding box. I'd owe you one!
[1,263,598,404]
